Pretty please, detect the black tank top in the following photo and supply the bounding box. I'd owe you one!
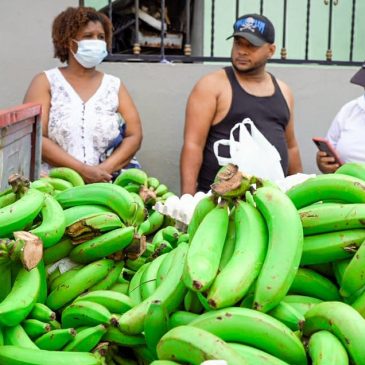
[197,66,290,192]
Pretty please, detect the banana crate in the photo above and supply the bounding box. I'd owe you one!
[0,102,41,191]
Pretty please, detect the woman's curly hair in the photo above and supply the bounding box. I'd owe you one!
[52,7,112,63]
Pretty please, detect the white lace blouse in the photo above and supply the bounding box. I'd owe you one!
[42,68,121,172]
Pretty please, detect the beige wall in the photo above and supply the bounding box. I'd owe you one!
[0,1,361,194]
[0,0,78,108]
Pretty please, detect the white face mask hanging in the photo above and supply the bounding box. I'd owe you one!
[72,39,108,68]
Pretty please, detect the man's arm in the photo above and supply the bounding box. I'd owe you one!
[278,80,303,175]
[286,119,303,175]
[180,75,218,194]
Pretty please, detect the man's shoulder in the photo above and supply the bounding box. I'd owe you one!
[338,96,363,115]
[194,68,229,89]
[273,75,291,93]
[347,95,363,107]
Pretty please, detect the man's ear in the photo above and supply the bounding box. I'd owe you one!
[268,43,276,58]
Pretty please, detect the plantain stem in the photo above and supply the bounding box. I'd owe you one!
[7,231,43,270]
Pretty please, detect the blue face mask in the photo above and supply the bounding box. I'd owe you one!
[72,39,108,68]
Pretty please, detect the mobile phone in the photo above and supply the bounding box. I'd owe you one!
[312,137,343,165]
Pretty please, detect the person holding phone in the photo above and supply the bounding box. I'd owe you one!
[316,63,365,174]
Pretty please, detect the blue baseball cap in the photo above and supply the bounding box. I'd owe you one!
[227,14,275,46]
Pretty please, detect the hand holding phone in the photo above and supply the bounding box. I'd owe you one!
[312,137,343,165]
[313,137,343,174]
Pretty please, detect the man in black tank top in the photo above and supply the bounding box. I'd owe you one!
[180,13,302,194]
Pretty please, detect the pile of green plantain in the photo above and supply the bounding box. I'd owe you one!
[1,162,365,365]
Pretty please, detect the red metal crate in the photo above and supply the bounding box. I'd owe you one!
[0,103,42,190]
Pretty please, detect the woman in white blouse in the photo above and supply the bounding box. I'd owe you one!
[317,64,365,173]
[24,7,142,183]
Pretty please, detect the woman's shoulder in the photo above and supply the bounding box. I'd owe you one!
[39,68,65,87]
[43,67,58,74]
[27,71,51,90]
[41,67,63,79]
[102,72,121,87]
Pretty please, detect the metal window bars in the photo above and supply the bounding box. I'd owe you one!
[81,0,363,66]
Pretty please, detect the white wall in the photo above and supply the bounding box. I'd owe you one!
[0,1,361,194]
[0,0,77,108]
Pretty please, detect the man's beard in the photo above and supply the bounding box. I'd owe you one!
[231,58,267,75]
